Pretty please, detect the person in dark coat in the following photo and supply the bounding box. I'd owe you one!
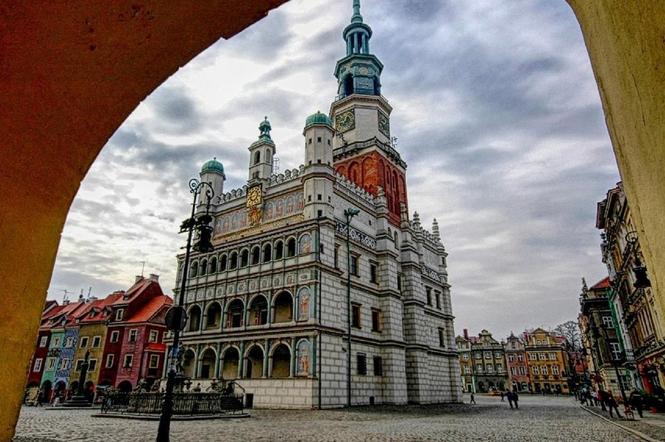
[512,390,519,409]
[507,391,514,409]
[629,389,644,418]
[469,392,476,404]
[607,393,622,418]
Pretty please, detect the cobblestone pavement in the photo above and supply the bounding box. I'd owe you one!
[582,404,665,441]
[14,395,643,442]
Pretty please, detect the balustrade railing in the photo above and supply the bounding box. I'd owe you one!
[101,391,244,415]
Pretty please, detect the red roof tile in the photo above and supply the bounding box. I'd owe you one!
[125,294,173,323]
[590,277,610,290]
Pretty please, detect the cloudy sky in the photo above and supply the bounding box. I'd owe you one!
[47,0,620,341]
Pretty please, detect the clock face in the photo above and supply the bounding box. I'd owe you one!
[246,186,262,208]
[335,109,355,133]
[378,112,390,138]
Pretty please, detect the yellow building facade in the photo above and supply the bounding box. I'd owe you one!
[524,328,570,394]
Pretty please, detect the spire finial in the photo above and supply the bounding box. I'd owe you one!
[352,0,363,23]
[259,116,272,140]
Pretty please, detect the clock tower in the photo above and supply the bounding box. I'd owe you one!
[331,0,408,226]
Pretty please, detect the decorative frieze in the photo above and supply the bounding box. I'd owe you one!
[336,221,377,250]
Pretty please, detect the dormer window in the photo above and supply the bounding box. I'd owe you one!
[115,309,124,321]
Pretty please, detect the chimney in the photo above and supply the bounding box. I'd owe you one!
[135,275,143,283]
[149,273,159,282]
[463,329,469,340]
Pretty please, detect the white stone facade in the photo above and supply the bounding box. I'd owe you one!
[164,1,461,409]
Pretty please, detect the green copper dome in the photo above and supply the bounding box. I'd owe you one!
[201,157,225,175]
[305,111,333,129]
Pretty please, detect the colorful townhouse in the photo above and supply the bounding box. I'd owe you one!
[523,328,570,394]
[505,333,530,392]
[103,275,172,392]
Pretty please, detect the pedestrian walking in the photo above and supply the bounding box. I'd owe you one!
[629,389,644,418]
[500,391,505,402]
[598,389,608,411]
[507,391,514,409]
[512,390,519,409]
[607,393,622,419]
[470,392,476,404]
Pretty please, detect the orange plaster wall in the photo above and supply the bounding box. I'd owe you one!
[0,1,286,438]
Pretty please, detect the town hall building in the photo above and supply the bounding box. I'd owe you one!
[166,0,462,408]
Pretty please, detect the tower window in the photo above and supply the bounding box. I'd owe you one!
[254,151,261,165]
[317,137,322,143]
[309,138,312,144]
[317,194,322,201]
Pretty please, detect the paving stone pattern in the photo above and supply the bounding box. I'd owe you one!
[14,395,641,441]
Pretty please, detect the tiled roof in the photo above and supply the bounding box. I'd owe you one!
[125,294,173,323]
[590,277,610,290]
[79,292,124,323]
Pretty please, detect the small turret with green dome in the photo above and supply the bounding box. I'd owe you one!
[305,111,333,130]
[252,116,275,147]
[248,116,276,181]
[201,157,225,176]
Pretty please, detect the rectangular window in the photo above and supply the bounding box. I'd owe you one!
[79,337,89,348]
[106,354,115,368]
[602,316,614,328]
[128,329,138,343]
[39,336,48,347]
[474,352,482,360]
[115,309,124,321]
[65,337,74,348]
[511,367,517,375]
[610,342,622,360]
[476,364,483,373]
[528,353,536,361]
[496,363,503,372]
[552,365,560,375]
[484,352,492,360]
[549,352,557,360]
[518,354,524,361]
[334,245,339,268]
[425,287,432,306]
[350,254,359,276]
[541,366,548,375]
[75,359,84,371]
[149,354,160,369]
[370,262,378,284]
[371,309,382,332]
[356,353,367,375]
[438,328,445,348]
[46,358,56,370]
[60,358,69,370]
[149,330,159,343]
[373,356,383,376]
[52,337,61,347]
[508,354,514,362]
[539,353,546,360]
[110,330,119,343]
[33,358,43,372]
[352,304,361,328]
[123,354,133,368]
[92,336,101,348]
[397,273,402,291]
[520,367,527,375]
[532,366,539,375]
[88,360,97,371]
[435,291,441,309]
[486,364,493,373]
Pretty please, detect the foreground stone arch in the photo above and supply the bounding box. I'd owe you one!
[2,1,665,439]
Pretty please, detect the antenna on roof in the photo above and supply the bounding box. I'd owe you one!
[140,261,146,277]
[87,286,92,300]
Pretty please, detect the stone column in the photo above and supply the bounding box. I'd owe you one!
[262,340,270,378]
[289,337,296,377]
[238,342,245,379]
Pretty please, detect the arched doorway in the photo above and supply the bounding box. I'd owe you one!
[221,347,240,380]
[273,292,293,323]
[182,349,196,379]
[199,348,216,379]
[271,344,291,378]
[245,345,264,379]
[117,381,133,393]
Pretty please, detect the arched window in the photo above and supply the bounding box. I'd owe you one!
[274,241,284,260]
[205,302,221,329]
[298,233,312,255]
[220,254,228,271]
[286,238,296,257]
[265,148,271,161]
[200,259,207,276]
[245,345,264,379]
[296,339,310,376]
[248,296,268,326]
[271,344,291,378]
[188,306,201,332]
[251,246,260,265]
[209,257,217,273]
[229,252,238,269]
[221,347,239,380]
[262,243,272,263]
[199,348,216,379]
[254,150,261,165]
[190,261,198,278]
[226,299,244,328]
[273,292,293,323]
[240,249,249,267]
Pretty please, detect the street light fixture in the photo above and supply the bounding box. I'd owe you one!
[344,207,359,408]
[157,178,214,442]
[625,231,652,289]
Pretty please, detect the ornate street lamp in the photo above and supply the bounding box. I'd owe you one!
[344,207,359,407]
[157,178,214,442]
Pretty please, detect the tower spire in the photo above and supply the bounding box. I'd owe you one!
[352,0,363,23]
